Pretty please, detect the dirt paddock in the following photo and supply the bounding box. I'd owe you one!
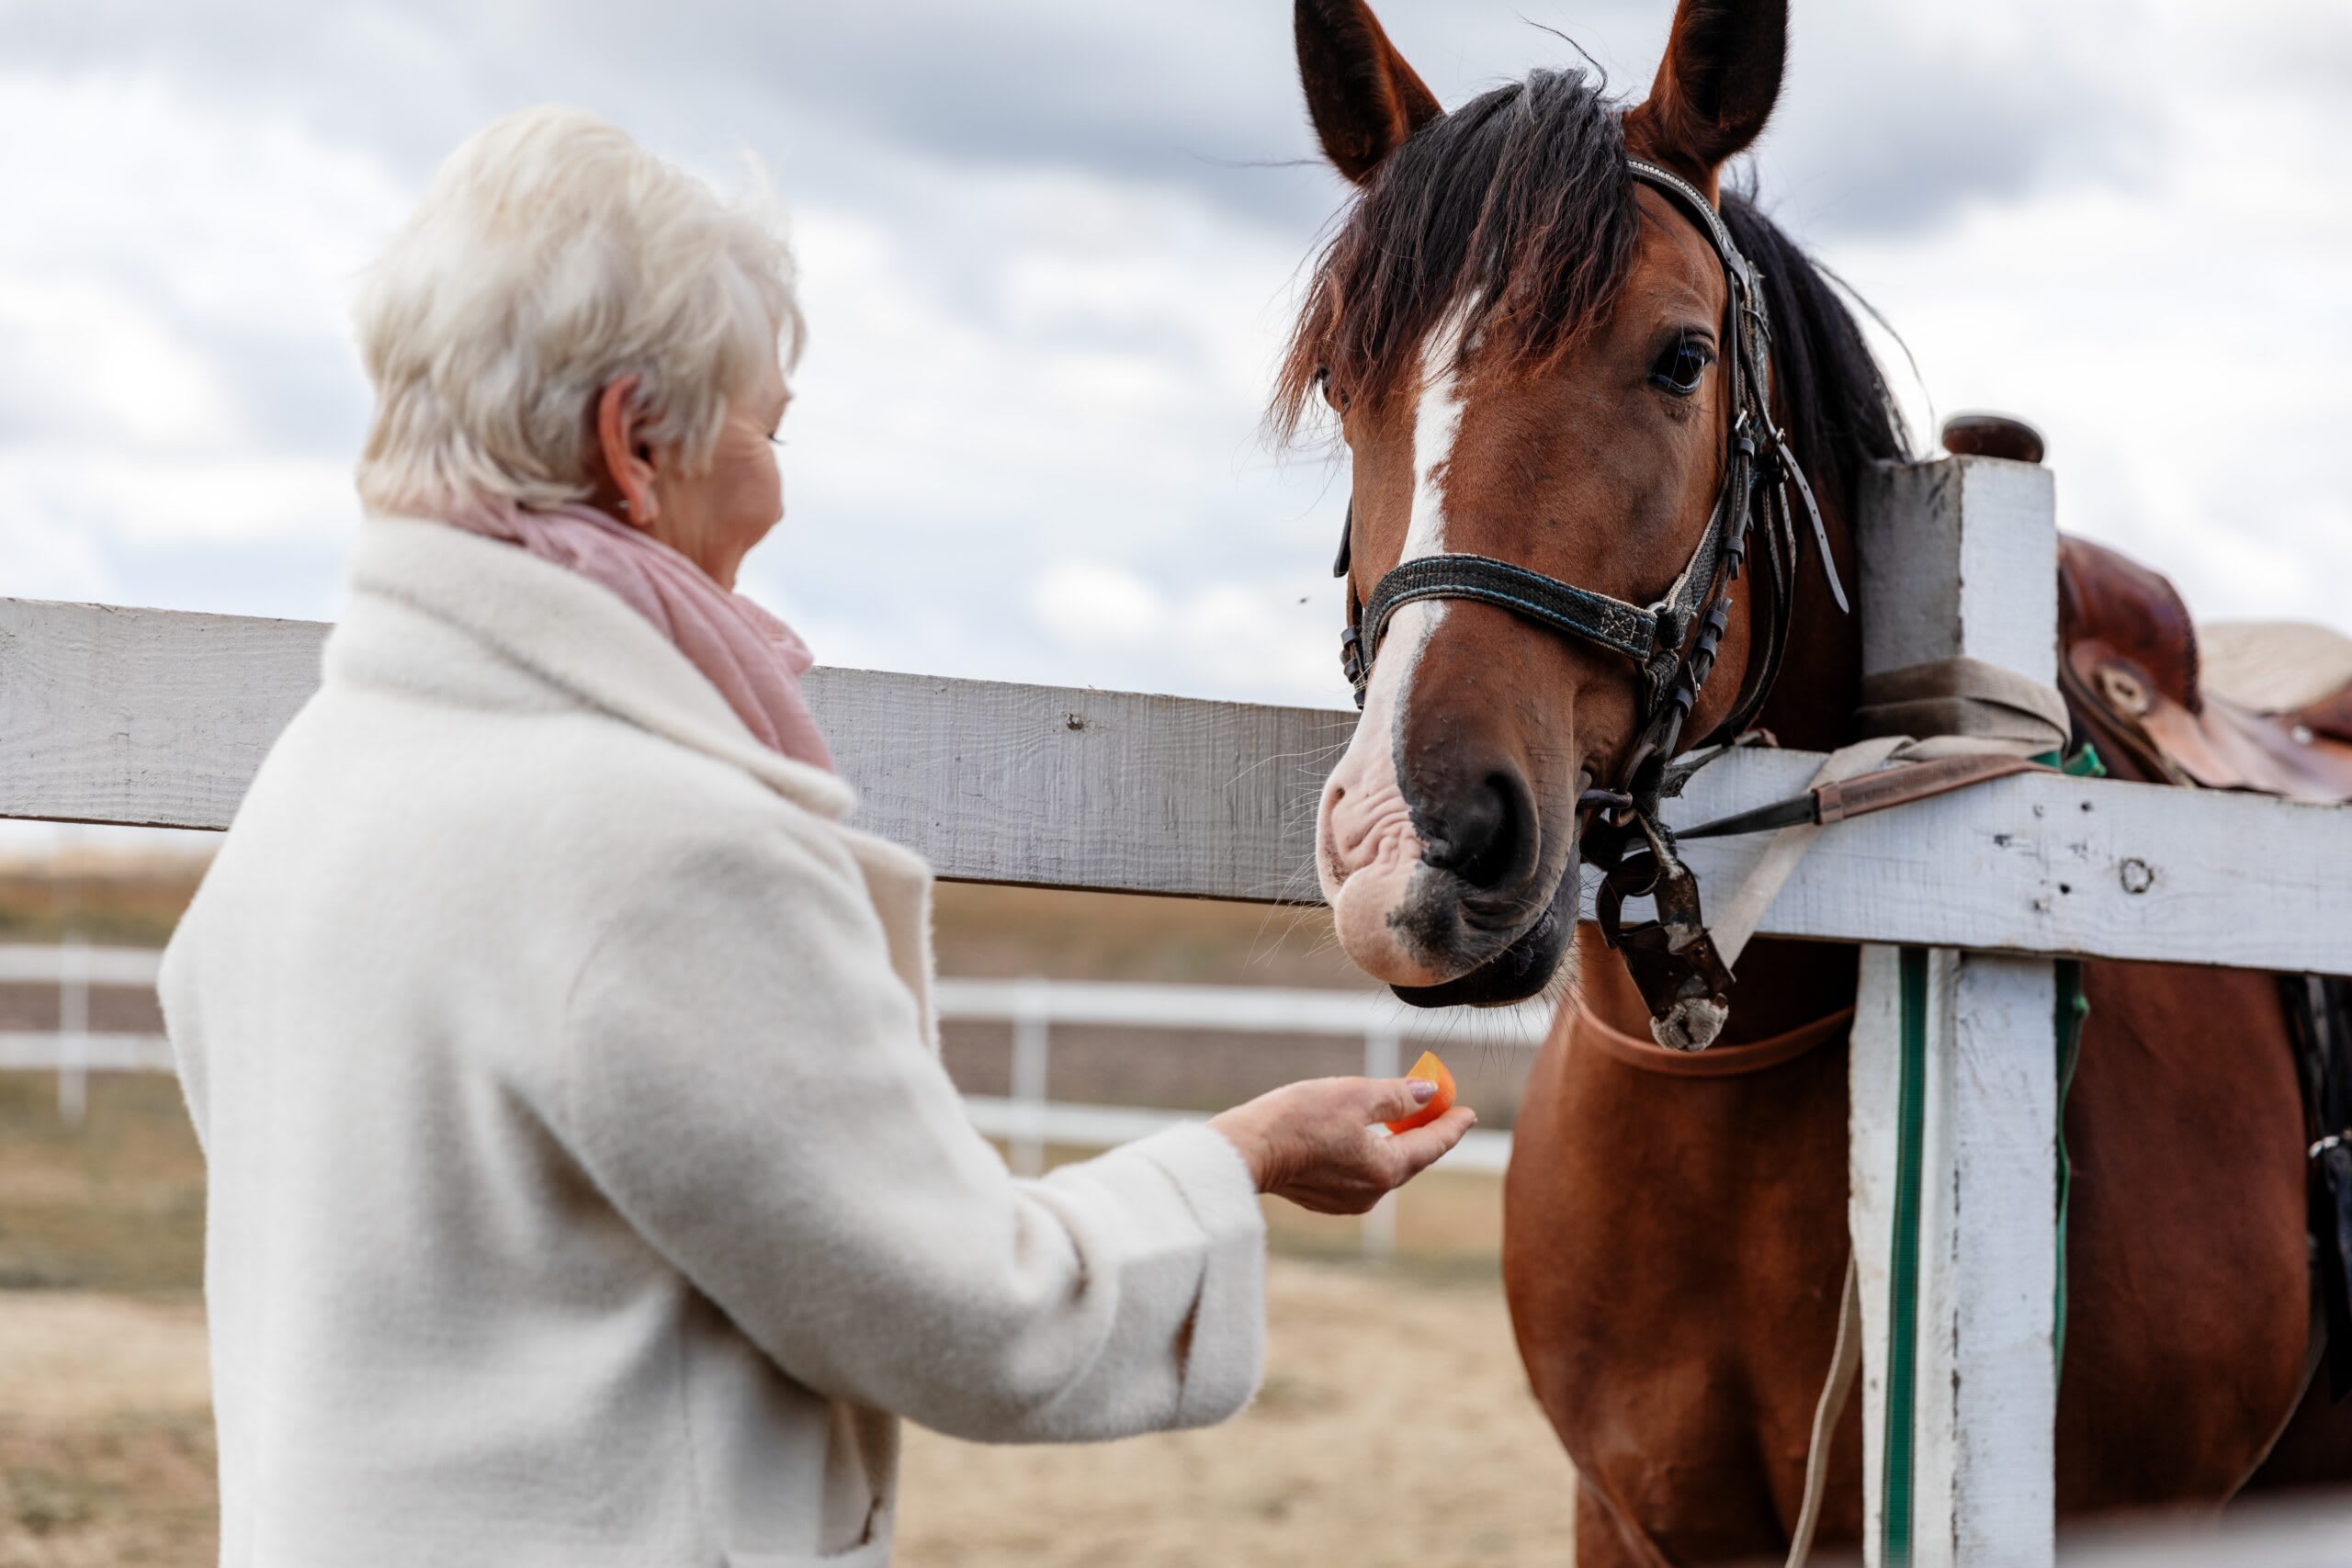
[0,1263,1573,1567]
[0,1071,1576,1566]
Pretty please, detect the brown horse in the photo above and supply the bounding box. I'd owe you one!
[1282,0,2352,1561]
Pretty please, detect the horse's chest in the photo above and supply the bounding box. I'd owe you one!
[1502,1032,1855,1544]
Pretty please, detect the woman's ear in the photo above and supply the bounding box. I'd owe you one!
[1622,0,1788,194]
[594,376,660,528]
[1295,0,1442,186]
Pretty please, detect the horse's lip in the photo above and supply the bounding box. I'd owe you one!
[1389,855,1577,1010]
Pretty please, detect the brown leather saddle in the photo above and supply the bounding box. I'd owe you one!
[2058,536,2352,805]
[2057,530,2352,1395]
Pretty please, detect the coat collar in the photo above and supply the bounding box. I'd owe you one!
[339,515,857,822]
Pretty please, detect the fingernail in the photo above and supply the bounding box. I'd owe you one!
[1409,1078,1438,1102]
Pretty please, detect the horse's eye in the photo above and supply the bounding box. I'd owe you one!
[1649,335,1715,397]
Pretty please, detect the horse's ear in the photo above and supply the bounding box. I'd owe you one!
[1295,0,1442,186]
[1623,0,1788,189]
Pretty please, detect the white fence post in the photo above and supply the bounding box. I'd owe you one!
[1362,1023,1402,1261]
[1852,457,2060,1567]
[1009,979,1051,1179]
[57,931,89,1125]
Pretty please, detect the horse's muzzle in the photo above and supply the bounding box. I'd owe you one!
[1387,848,1579,1009]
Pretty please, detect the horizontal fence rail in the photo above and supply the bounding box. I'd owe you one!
[6,594,2350,972]
[0,950,1530,1252]
[931,977,1551,1042]
[0,1032,174,1072]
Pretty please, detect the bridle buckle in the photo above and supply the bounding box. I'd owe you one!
[1340,626,1368,705]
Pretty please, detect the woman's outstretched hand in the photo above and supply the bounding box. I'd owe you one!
[1208,1077,1476,1215]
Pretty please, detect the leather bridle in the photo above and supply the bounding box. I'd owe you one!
[1330,157,1850,1043]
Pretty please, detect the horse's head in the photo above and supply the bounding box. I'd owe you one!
[1286,0,1805,1010]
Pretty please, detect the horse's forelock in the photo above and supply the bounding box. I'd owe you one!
[1275,67,1640,439]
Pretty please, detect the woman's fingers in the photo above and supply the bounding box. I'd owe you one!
[1208,1076,1476,1213]
[1278,1102,1477,1214]
[1366,1073,1440,1125]
[1383,1104,1476,1182]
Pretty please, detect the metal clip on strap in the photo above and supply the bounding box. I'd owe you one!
[1591,813,1734,1052]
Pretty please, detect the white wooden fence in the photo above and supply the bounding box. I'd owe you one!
[6,453,2351,1566]
[0,945,1535,1256]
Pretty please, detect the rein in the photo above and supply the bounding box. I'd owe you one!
[1334,157,1849,1044]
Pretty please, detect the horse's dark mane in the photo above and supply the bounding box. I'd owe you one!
[1275,66,1909,521]
[1718,192,1911,512]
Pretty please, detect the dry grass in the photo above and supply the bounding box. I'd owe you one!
[0,1412,217,1568]
[0,1077,203,1297]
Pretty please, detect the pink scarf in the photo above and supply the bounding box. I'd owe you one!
[445,501,834,773]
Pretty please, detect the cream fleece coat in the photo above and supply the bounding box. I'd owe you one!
[158,518,1267,1568]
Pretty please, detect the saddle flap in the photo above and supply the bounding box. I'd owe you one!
[2058,538,2352,805]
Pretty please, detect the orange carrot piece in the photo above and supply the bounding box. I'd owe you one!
[1385,1049,1458,1133]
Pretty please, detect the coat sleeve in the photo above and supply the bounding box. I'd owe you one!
[556,819,1265,1443]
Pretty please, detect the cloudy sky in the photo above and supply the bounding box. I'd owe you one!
[4,0,2348,728]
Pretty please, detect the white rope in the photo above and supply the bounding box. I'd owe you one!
[1785,1256,1863,1568]
[1710,737,1907,970]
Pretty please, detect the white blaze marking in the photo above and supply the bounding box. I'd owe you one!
[1317,307,1480,935]
[1406,321,1467,562]
[1361,309,1475,719]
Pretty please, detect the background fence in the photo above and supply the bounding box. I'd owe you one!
[0,941,1539,1258]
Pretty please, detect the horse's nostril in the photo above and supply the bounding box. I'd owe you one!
[1430,773,1528,891]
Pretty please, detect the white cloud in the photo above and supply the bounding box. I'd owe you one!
[1823,0,2352,629]
[0,69,403,597]
[1034,561,1167,649]
[1026,560,1336,703]
[0,0,2343,718]
[0,503,116,604]
[0,446,360,547]
[0,275,240,449]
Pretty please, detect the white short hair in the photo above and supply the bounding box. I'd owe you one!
[354,107,802,517]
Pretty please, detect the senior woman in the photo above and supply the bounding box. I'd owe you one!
[158,106,1472,1567]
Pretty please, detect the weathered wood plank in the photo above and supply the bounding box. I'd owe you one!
[805,667,1346,902]
[1918,953,2059,1563]
[6,594,2352,968]
[1851,452,2059,1568]
[1649,746,2352,976]
[0,596,1348,902]
[1849,951,2063,1568]
[1859,457,2058,677]
[0,600,329,831]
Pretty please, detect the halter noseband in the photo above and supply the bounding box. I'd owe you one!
[1330,158,1849,1046]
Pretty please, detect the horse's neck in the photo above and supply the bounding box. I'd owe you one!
[1752,484,1861,755]
[1723,491,1865,1038]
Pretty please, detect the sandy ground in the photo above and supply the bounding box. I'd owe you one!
[0,1260,1573,1568]
[0,1296,216,1568]
[896,1258,1575,1568]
